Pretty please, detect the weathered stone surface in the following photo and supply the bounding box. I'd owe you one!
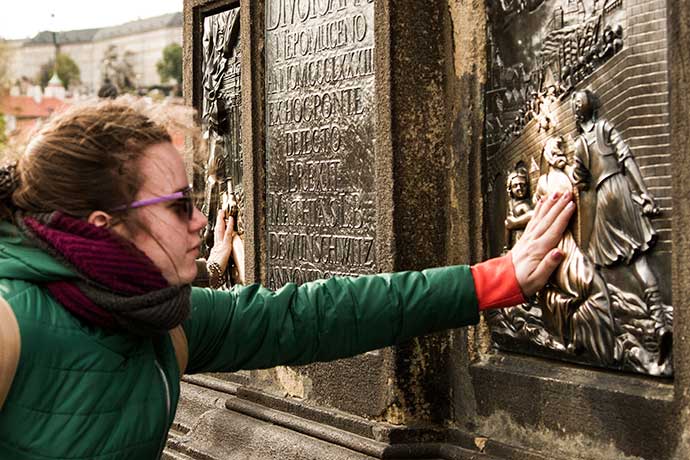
[471,354,674,459]
[167,380,532,459]
[168,407,378,460]
[669,0,690,458]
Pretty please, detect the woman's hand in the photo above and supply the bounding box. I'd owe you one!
[207,212,246,285]
[510,190,575,297]
[207,212,235,273]
[231,230,245,285]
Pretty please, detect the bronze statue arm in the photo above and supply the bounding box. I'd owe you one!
[505,209,534,230]
[568,155,590,191]
[623,156,649,195]
[609,127,660,215]
[623,156,659,215]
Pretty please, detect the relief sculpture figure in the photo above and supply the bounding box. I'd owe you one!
[570,90,672,341]
[534,136,616,364]
[488,167,563,352]
[491,117,672,375]
[504,165,534,250]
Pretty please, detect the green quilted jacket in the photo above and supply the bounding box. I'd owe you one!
[0,222,480,459]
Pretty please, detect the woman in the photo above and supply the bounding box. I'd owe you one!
[0,101,573,459]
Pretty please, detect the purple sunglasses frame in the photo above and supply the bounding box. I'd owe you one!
[110,185,194,219]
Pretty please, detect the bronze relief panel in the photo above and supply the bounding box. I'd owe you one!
[485,0,672,376]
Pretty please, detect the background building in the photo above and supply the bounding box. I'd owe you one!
[6,12,182,94]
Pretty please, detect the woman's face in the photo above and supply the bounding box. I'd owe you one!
[115,142,207,285]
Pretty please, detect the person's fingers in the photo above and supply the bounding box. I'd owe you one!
[522,248,564,297]
[540,200,576,247]
[232,234,244,264]
[510,192,575,296]
[214,212,226,242]
[522,194,550,237]
[531,198,575,254]
[529,191,572,238]
[225,216,236,242]
[524,199,542,232]
[231,234,246,284]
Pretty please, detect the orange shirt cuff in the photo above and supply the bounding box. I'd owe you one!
[470,253,525,311]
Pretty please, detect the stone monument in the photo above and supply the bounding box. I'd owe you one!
[173,1,690,459]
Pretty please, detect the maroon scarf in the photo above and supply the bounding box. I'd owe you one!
[19,212,190,336]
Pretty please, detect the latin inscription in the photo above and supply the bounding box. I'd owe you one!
[265,0,376,289]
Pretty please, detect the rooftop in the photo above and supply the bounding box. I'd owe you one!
[24,12,182,46]
[94,12,182,41]
[0,95,67,118]
[29,29,100,45]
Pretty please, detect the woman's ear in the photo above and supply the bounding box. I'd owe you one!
[87,211,113,228]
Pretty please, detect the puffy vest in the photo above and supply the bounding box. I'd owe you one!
[0,279,181,460]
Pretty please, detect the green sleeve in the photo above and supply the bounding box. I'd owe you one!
[183,265,479,373]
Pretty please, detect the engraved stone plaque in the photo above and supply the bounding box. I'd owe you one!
[485,0,673,376]
[265,0,376,289]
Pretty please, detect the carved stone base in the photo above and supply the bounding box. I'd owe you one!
[166,376,614,460]
[471,354,675,460]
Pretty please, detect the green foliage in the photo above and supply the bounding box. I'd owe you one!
[37,53,81,89]
[156,43,182,85]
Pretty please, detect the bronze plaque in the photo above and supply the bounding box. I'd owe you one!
[485,0,673,376]
[265,0,377,289]
[200,7,244,281]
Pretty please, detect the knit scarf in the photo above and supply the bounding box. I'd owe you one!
[18,212,190,337]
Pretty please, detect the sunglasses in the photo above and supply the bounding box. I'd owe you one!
[111,185,194,220]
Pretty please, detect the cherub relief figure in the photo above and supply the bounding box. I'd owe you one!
[488,166,557,350]
[504,165,534,250]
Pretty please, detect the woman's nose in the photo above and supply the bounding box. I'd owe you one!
[190,207,208,231]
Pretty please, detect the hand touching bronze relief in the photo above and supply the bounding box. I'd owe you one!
[207,211,245,288]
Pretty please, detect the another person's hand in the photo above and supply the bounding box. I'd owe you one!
[230,229,245,285]
[510,190,575,297]
[207,212,234,273]
[207,212,245,285]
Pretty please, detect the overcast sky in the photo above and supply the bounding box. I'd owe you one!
[0,1,183,40]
